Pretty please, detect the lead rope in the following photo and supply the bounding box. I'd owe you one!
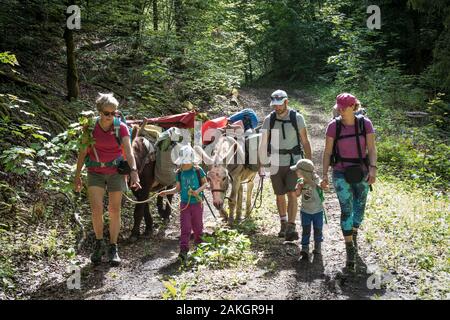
[162,187,202,212]
[246,175,264,216]
[122,186,166,204]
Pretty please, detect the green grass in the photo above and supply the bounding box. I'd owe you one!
[364,176,450,299]
[289,99,307,115]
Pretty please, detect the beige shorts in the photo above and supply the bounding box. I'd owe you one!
[87,172,127,192]
[270,166,298,195]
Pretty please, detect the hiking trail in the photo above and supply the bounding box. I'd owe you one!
[31,88,399,300]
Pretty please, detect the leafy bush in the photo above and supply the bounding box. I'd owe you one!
[0,93,96,194]
[0,51,18,66]
[187,227,254,269]
[377,128,450,190]
[426,93,450,131]
[161,278,190,300]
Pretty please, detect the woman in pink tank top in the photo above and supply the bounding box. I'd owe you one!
[321,93,378,271]
[73,93,141,267]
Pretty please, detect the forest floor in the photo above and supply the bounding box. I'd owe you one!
[29,87,403,300]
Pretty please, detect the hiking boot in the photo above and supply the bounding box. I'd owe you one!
[90,239,104,265]
[108,244,121,267]
[278,220,287,238]
[178,250,188,262]
[353,230,358,251]
[285,222,299,241]
[313,242,322,255]
[300,245,309,260]
[345,242,356,271]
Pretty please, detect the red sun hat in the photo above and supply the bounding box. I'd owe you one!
[335,93,359,110]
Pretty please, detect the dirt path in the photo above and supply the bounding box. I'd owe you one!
[31,88,396,300]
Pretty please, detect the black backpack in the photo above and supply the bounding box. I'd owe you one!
[267,109,303,162]
[331,115,368,167]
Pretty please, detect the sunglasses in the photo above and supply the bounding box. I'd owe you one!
[102,111,117,117]
[271,96,287,101]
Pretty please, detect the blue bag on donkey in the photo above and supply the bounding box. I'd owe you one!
[229,108,259,131]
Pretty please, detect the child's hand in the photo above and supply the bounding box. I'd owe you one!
[191,190,200,198]
[295,182,303,197]
[188,189,200,198]
[320,178,329,190]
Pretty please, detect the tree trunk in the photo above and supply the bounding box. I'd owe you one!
[246,46,253,83]
[174,0,186,69]
[132,1,144,50]
[174,0,185,37]
[63,24,79,101]
[153,0,158,31]
[411,11,423,74]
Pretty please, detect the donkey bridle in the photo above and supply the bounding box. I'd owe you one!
[210,188,232,202]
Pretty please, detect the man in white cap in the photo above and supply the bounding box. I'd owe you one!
[260,89,312,241]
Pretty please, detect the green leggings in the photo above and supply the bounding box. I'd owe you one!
[332,171,369,237]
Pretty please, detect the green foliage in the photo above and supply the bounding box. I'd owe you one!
[425,30,450,92]
[187,227,254,269]
[0,146,37,175]
[0,94,95,193]
[235,218,258,235]
[76,111,97,150]
[426,93,450,130]
[0,52,18,66]
[41,114,92,193]
[324,0,378,85]
[0,255,16,293]
[377,131,450,190]
[161,278,189,300]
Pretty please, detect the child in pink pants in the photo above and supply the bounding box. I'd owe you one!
[158,145,207,260]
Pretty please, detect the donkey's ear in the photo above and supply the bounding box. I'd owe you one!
[131,124,140,141]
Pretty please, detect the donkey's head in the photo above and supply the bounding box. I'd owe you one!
[207,164,229,210]
[195,135,242,210]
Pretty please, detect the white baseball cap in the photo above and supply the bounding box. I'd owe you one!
[270,89,288,106]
